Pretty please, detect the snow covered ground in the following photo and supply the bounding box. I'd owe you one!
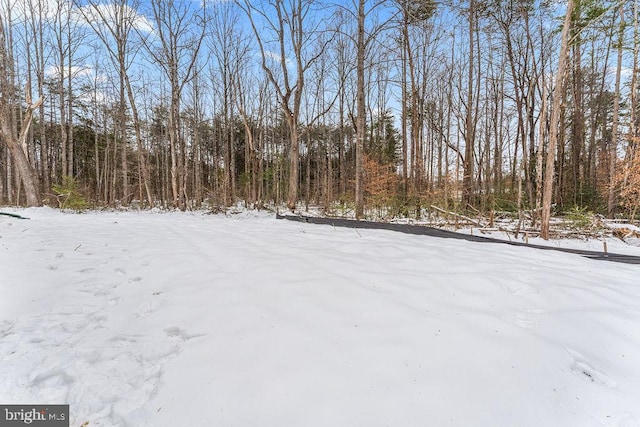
[450,225,640,255]
[1,208,639,427]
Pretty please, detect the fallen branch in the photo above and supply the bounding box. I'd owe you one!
[430,205,485,227]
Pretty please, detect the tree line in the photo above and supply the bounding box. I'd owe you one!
[1,0,639,237]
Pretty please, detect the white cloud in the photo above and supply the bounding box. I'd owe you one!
[4,0,153,34]
[604,66,634,89]
[264,50,282,62]
[620,67,633,78]
[2,0,72,23]
[264,50,293,66]
[201,0,232,6]
[46,64,93,79]
[77,86,107,105]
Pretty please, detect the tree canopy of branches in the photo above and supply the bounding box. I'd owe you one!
[2,0,640,237]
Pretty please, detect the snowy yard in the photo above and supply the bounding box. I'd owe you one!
[1,208,640,427]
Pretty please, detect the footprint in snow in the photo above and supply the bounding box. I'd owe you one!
[508,309,545,329]
[513,314,537,329]
[109,334,139,345]
[567,348,617,388]
[605,413,640,427]
[77,282,117,298]
[164,327,204,342]
[502,281,537,296]
[164,327,189,341]
[0,321,14,338]
[135,299,164,318]
[0,305,184,427]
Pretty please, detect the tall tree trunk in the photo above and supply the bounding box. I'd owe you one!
[0,99,43,207]
[401,35,408,196]
[67,33,74,179]
[288,115,299,211]
[124,75,153,208]
[535,82,547,225]
[630,0,638,161]
[629,0,639,162]
[355,0,366,219]
[608,3,624,218]
[169,86,180,209]
[59,64,67,178]
[541,0,574,240]
[120,63,128,204]
[462,0,476,209]
[570,33,584,206]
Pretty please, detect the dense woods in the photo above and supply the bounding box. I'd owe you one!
[1,0,639,232]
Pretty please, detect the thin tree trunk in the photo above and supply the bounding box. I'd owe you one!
[124,77,153,208]
[462,0,476,209]
[67,34,74,179]
[541,0,574,240]
[535,82,547,225]
[608,3,625,218]
[401,38,408,196]
[355,0,366,219]
[629,0,638,161]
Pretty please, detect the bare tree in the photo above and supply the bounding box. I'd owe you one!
[76,0,154,207]
[608,2,625,218]
[237,0,327,211]
[541,0,574,240]
[230,33,262,205]
[630,0,639,162]
[146,0,206,210]
[341,0,395,218]
[355,0,367,218]
[395,0,436,214]
[461,0,479,209]
[23,0,51,193]
[0,13,42,206]
[209,2,242,206]
[51,0,83,180]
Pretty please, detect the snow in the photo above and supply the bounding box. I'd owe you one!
[607,223,640,232]
[1,208,640,427]
[454,226,640,254]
